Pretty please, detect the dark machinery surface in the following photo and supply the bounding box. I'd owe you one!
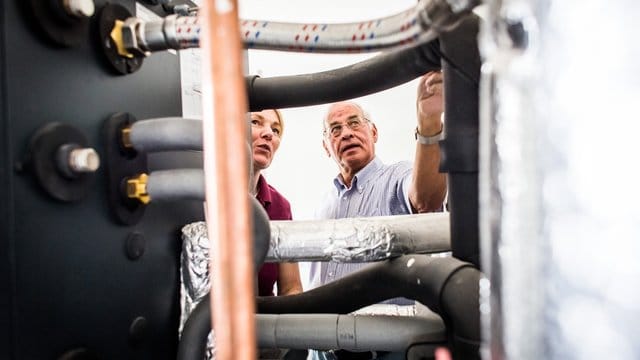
[1,0,202,358]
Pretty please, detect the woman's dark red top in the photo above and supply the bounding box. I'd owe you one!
[255,174,292,296]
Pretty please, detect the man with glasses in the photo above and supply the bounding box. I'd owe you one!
[308,71,447,359]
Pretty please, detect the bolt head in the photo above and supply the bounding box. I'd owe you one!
[69,148,100,173]
[64,0,96,18]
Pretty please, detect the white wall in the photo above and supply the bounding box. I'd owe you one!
[239,0,422,220]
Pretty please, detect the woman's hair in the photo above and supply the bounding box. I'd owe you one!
[271,109,284,138]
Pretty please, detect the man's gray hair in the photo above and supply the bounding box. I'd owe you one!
[322,101,372,133]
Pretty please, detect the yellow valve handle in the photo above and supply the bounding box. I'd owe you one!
[126,173,151,204]
[110,19,134,59]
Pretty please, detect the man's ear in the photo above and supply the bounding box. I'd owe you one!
[322,139,331,157]
[371,123,379,143]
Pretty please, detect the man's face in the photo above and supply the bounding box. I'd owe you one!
[251,109,282,171]
[323,102,377,174]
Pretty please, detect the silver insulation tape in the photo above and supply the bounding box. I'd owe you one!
[268,213,450,262]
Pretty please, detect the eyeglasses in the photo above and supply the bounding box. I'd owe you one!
[325,117,368,138]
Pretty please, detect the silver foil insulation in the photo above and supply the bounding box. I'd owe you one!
[179,213,451,357]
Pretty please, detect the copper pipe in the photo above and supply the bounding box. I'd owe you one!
[199,0,255,359]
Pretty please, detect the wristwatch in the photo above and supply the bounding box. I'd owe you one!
[414,125,444,145]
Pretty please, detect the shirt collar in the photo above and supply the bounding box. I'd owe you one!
[332,156,383,194]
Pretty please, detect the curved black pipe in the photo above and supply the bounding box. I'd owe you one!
[439,266,481,359]
[438,14,481,268]
[247,40,442,111]
[177,294,211,360]
[250,195,270,270]
[256,255,480,358]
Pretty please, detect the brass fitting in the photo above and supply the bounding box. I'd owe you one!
[126,173,151,204]
[110,19,134,58]
[121,126,133,149]
[120,17,150,58]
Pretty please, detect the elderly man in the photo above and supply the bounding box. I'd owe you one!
[307,71,447,359]
[310,70,446,285]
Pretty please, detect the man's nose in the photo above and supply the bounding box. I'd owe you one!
[340,126,355,139]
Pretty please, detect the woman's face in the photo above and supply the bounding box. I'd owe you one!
[250,109,282,171]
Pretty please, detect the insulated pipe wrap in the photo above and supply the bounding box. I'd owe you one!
[439,14,481,268]
[256,314,446,351]
[256,255,480,358]
[247,41,441,111]
[267,213,451,262]
[256,256,471,314]
[130,118,202,152]
[146,169,204,202]
[440,266,481,358]
[345,315,445,351]
[177,294,211,360]
[259,314,340,350]
[178,304,445,355]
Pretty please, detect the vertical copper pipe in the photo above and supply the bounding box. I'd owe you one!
[199,0,255,359]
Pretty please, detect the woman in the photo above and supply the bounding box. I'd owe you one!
[250,109,303,296]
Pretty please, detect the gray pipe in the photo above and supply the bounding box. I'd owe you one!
[127,0,480,54]
[129,117,202,152]
[146,169,204,202]
[257,313,446,351]
[147,172,450,262]
[267,213,451,262]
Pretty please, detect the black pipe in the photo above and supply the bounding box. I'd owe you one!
[246,40,442,111]
[250,195,271,270]
[440,266,481,358]
[176,294,211,360]
[256,255,480,358]
[439,14,481,268]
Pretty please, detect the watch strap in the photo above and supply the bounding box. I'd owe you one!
[414,126,444,145]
